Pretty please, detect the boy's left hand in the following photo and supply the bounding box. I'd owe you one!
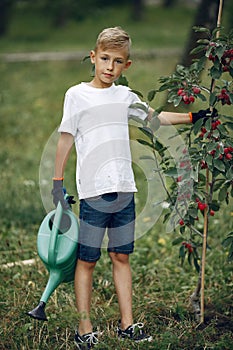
[191,108,218,124]
[52,179,75,210]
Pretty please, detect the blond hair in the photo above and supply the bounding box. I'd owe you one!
[94,27,131,57]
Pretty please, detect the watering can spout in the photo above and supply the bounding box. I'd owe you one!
[27,200,79,321]
[27,301,47,321]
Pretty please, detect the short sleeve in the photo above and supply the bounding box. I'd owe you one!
[128,90,148,121]
[58,93,78,136]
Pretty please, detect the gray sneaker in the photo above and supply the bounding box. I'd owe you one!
[74,330,99,349]
[117,322,152,342]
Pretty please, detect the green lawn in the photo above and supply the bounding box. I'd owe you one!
[0,4,232,349]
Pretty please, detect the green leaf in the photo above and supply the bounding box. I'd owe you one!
[188,252,193,266]
[190,45,206,55]
[214,159,225,172]
[209,200,220,211]
[172,237,184,246]
[163,212,171,223]
[129,115,146,126]
[198,93,207,102]
[205,117,212,132]
[116,74,129,86]
[225,122,233,131]
[229,93,233,104]
[206,143,217,152]
[205,154,213,167]
[179,245,186,258]
[222,234,233,248]
[154,139,164,153]
[164,167,178,177]
[150,116,161,131]
[188,208,198,218]
[193,26,210,34]
[136,139,153,148]
[173,96,182,107]
[218,185,228,201]
[139,126,154,141]
[217,124,229,136]
[131,89,144,98]
[192,118,203,135]
[197,39,210,44]
[130,102,148,113]
[210,66,222,79]
[193,257,200,273]
[209,92,217,106]
[147,90,156,102]
[139,155,154,161]
[226,167,233,181]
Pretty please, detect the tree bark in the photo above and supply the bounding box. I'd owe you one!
[180,0,219,66]
[132,0,144,21]
[0,0,12,36]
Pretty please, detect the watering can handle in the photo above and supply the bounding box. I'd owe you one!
[48,201,64,267]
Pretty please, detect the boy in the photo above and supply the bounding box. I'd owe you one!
[52,27,211,349]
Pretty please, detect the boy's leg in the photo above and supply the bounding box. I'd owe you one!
[74,259,96,335]
[109,252,133,329]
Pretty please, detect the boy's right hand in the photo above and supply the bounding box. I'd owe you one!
[51,179,75,210]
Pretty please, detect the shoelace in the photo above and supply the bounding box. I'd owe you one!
[128,322,144,334]
[84,331,99,345]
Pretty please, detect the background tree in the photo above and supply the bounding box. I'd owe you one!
[181,0,219,66]
[0,0,13,37]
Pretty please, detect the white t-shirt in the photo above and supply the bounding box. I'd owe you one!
[58,83,148,199]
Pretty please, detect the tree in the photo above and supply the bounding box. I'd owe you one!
[181,0,219,66]
[131,0,144,21]
[0,0,13,37]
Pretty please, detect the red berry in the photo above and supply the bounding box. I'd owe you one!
[177,88,185,96]
[225,153,232,160]
[198,202,207,211]
[189,95,195,103]
[210,150,216,157]
[210,209,215,216]
[179,219,184,226]
[182,94,189,102]
[177,176,183,182]
[200,160,208,169]
[192,86,201,94]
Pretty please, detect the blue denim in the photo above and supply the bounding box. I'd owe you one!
[78,192,135,262]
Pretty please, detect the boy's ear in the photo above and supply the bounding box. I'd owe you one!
[90,50,96,64]
[124,60,132,70]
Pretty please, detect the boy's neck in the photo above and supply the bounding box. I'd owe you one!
[88,78,114,89]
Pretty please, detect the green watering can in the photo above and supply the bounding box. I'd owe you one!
[27,201,79,321]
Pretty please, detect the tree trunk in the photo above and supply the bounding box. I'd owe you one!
[0,0,12,37]
[132,0,144,21]
[163,0,176,7]
[180,0,219,66]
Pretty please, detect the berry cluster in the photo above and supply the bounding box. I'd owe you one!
[217,88,232,105]
[199,119,221,139]
[195,198,215,216]
[221,49,233,72]
[208,45,233,73]
[182,241,193,253]
[177,86,201,105]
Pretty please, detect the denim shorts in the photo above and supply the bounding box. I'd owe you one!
[78,192,135,262]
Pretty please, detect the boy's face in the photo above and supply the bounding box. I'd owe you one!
[90,46,132,88]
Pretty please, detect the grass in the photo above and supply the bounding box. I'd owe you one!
[0,4,233,350]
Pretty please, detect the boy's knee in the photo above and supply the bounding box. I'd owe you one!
[77,259,97,270]
[109,252,129,264]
